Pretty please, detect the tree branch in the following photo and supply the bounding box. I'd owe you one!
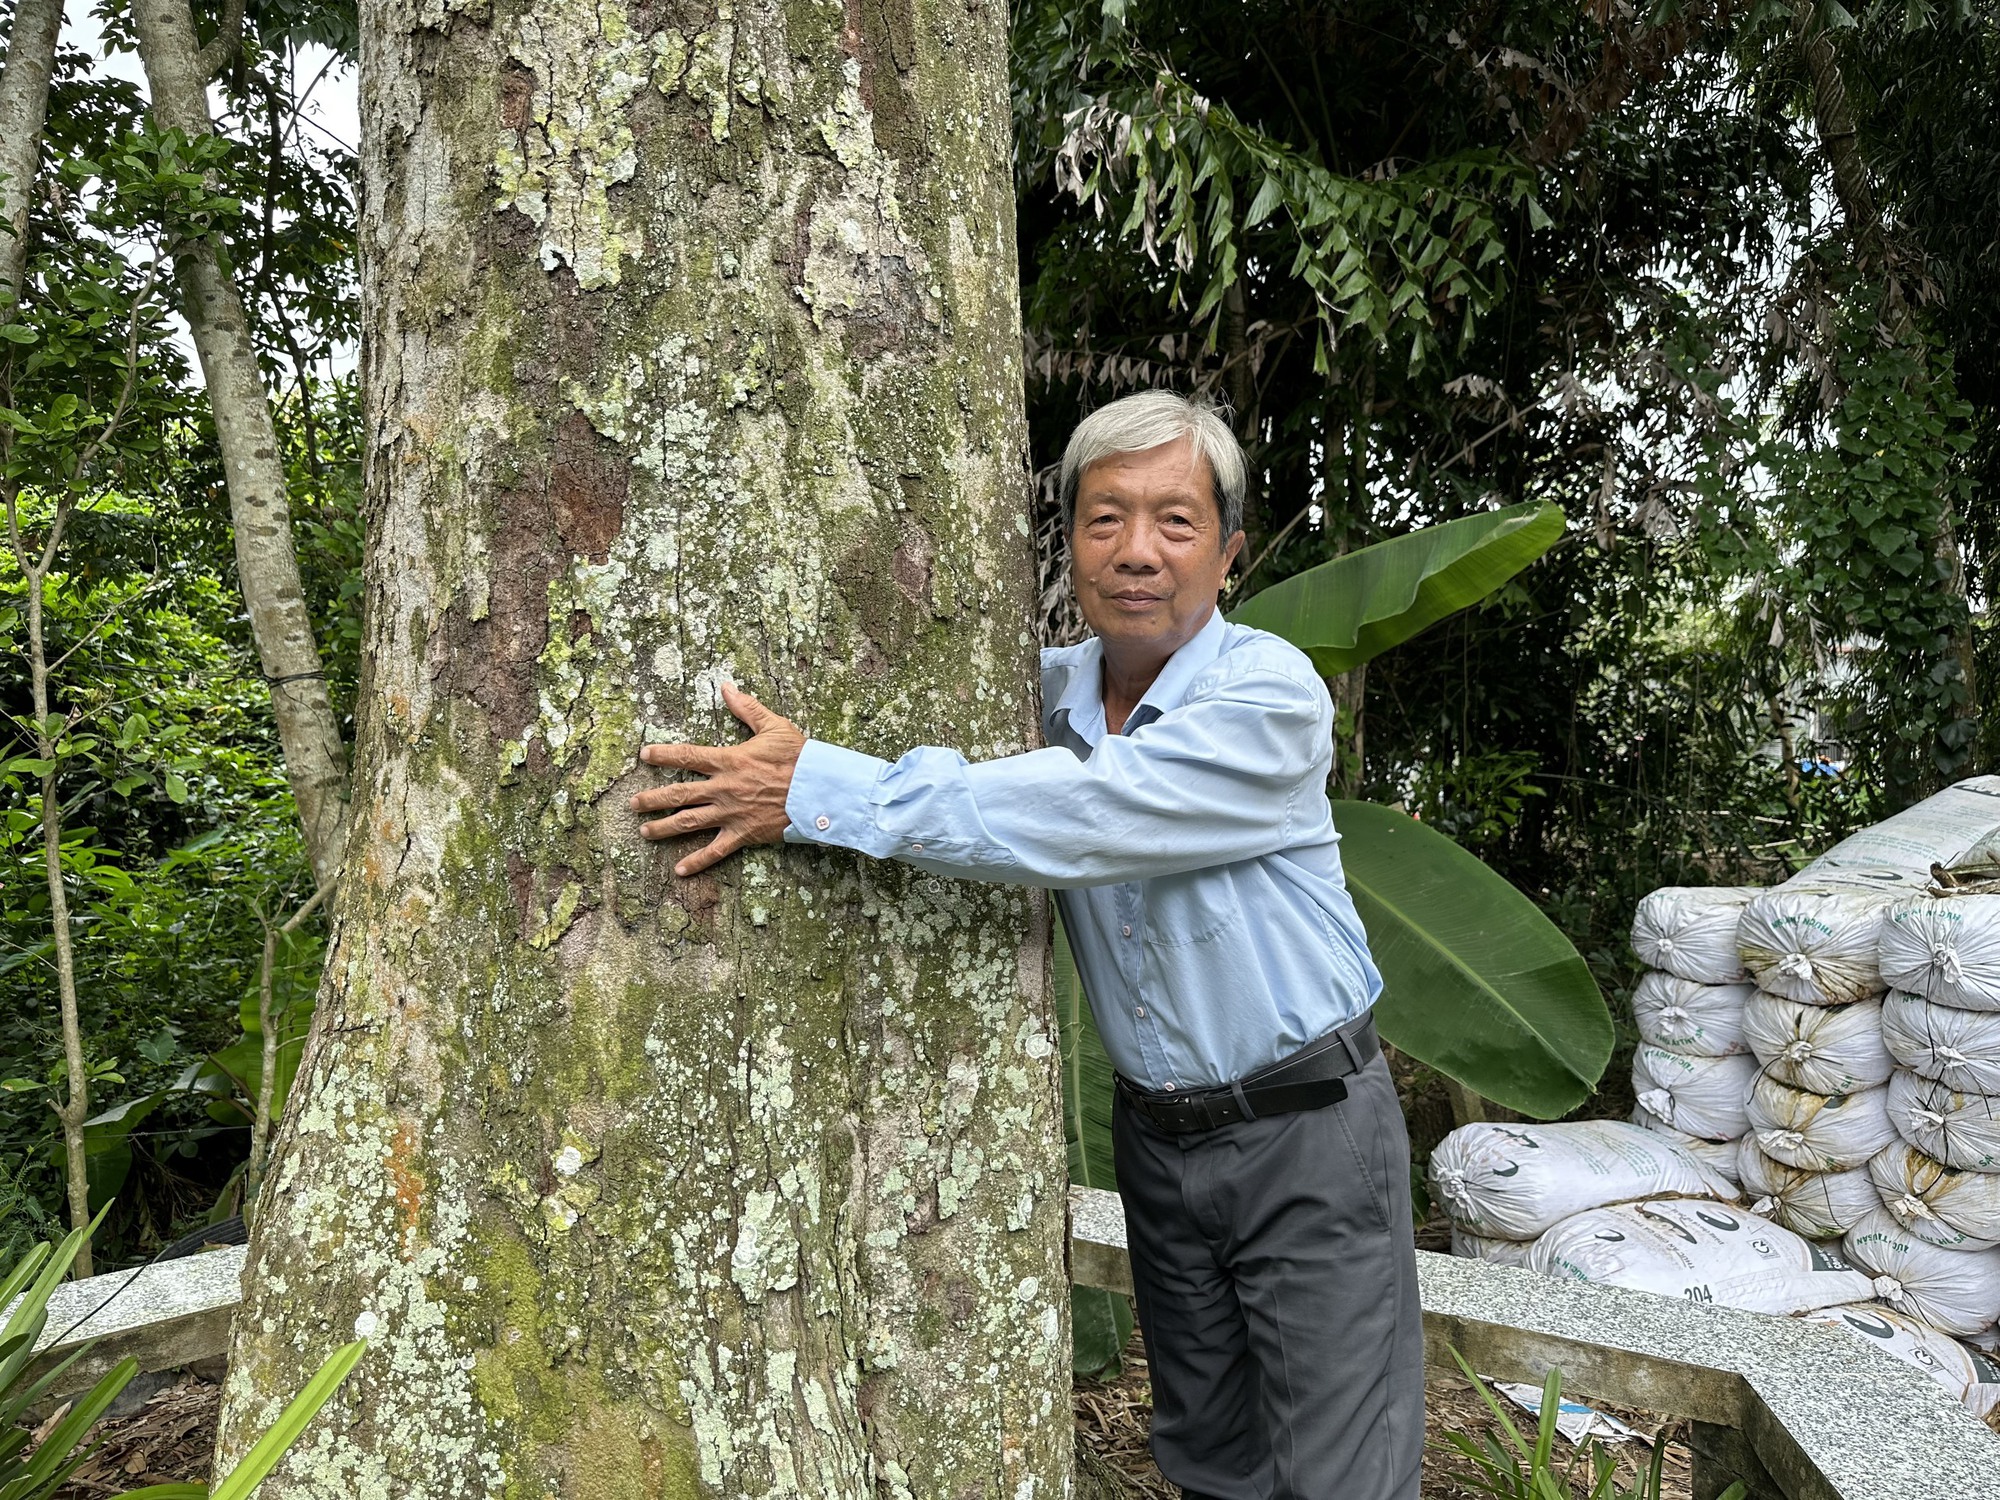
[196,0,250,83]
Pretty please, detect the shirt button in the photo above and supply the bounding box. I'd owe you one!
[911,842,924,852]
[1162,1081,1175,1092]
[814,816,830,831]
[1135,1006,1145,1018]
[1121,925,1132,937]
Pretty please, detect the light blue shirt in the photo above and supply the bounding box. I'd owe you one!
[784,608,1383,1090]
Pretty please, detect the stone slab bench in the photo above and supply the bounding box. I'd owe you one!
[28,1188,2000,1499]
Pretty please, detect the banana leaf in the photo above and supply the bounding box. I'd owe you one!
[1054,914,1132,1379]
[1227,500,1564,674]
[1332,801,1612,1117]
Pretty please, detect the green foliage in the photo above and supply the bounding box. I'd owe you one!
[0,1212,129,1500]
[1335,802,1612,1118]
[1054,917,1132,1379]
[0,1216,364,1499]
[1439,1349,1747,1500]
[1406,750,1547,856]
[1227,501,1565,674]
[1030,45,1542,373]
[1,506,325,1261]
[1,22,361,1260]
[1687,283,1979,800]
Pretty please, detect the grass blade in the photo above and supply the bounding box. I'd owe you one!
[208,1340,365,1500]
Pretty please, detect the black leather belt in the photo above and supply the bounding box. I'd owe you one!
[1116,1013,1379,1135]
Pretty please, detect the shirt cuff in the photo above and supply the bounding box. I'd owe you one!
[784,739,891,850]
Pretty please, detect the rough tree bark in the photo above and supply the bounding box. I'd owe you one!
[212,0,1066,1495]
[0,0,64,316]
[131,0,350,883]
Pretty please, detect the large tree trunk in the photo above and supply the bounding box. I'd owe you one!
[212,0,1066,1495]
[131,0,350,883]
[0,0,63,316]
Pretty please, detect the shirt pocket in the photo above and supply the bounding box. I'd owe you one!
[1141,869,1242,948]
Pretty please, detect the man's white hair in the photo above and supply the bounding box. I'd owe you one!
[1059,390,1247,539]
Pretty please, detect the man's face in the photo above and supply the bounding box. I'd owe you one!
[1070,436,1246,658]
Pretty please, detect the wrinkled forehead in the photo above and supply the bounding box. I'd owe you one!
[1072,438,1220,519]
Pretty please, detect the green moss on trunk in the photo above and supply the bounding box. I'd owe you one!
[213,0,1064,1494]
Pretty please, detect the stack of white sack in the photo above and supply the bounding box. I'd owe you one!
[1528,1198,1875,1315]
[1723,782,2000,1245]
[1880,894,2000,1173]
[1841,1206,2000,1336]
[1867,890,2000,1343]
[1737,776,2000,1006]
[1735,990,1893,1236]
[1432,1121,1735,1265]
[1803,1304,2000,1429]
[1627,891,1763,1181]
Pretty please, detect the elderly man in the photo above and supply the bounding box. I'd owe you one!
[630,391,1423,1500]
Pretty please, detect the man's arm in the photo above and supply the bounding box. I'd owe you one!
[631,666,1329,885]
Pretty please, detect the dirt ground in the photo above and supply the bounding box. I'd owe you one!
[1074,1334,1694,1500]
[34,1375,217,1497]
[37,1348,1691,1500]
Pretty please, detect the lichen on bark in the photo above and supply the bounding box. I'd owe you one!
[214,0,1064,1495]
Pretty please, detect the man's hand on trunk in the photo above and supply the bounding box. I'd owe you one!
[631,682,805,876]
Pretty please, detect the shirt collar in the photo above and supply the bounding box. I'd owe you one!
[1047,636,1107,746]
[1049,605,1228,747]
[1131,606,1228,724]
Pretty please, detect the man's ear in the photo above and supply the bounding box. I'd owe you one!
[1222,529,1247,571]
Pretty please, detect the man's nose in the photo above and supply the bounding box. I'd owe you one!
[1115,523,1165,569]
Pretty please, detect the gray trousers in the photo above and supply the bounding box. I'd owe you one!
[1112,1050,1424,1500]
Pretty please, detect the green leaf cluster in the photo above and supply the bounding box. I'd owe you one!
[0,1215,363,1498]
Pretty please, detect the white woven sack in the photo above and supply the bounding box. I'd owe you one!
[1735,1139,1880,1240]
[1887,1069,2000,1173]
[1881,992,2000,1096]
[1881,897,2000,1012]
[1842,1205,2000,1335]
[1528,1199,1874,1315]
[1740,991,1892,1095]
[1428,1120,1736,1242]
[1630,1044,1756,1141]
[1630,973,1753,1056]
[1450,1226,1537,1268]
[1804,1305,2000,1426]
[1631,888,1761,983]
[1870,1142,2000,1251]
[1630,1105,1743,1183]
[1738,889,1894,1006]
[1745,1075,1897,1172]
[1789,776,2000,891]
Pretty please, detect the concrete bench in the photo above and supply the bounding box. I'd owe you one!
[29,1187,2000,1500]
